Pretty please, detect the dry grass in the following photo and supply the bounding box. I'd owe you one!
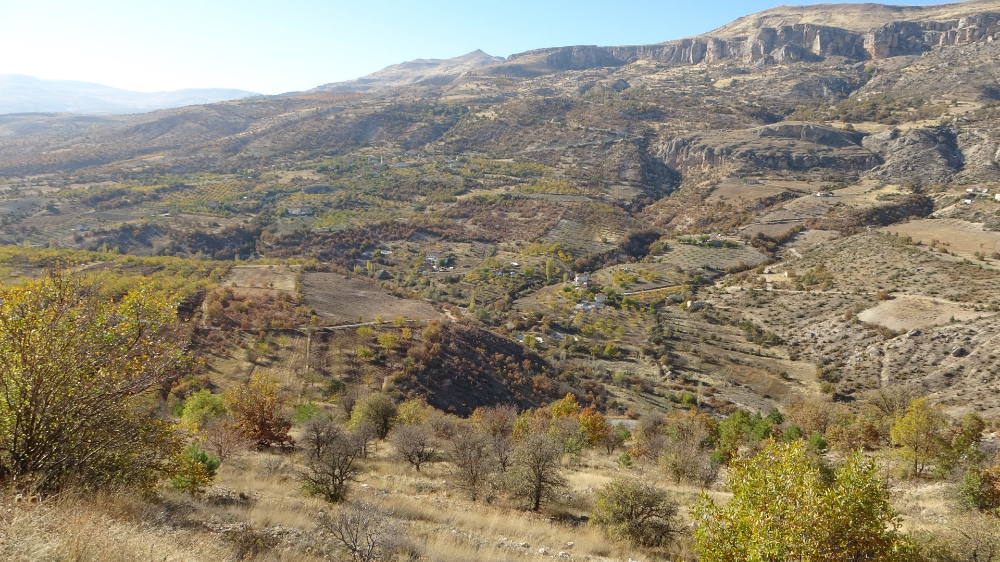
[0,491,235,562]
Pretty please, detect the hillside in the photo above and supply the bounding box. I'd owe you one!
[3,2,1000,560]
[311,49,505,92]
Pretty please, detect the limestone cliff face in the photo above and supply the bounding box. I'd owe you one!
[654,123,881,173]
[504,12,1000,73]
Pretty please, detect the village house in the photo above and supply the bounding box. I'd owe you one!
[594,293,608,304]
[574,274,589,285]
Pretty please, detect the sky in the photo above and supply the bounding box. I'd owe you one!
[0,0,954,95]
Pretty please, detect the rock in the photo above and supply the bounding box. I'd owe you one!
[559,552,570,558]
[867,345,883,357]
[539,548,548,555]
[952,347,969,357]
[566,542,574,548]
[907,329,921,338]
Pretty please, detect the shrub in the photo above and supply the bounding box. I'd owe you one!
[347,393,397,439]
[181,389,226,428]
[300,420,363,503]
[693,440,917,561]
[591,478,681,547]
[446,431,493,502]
[224,372,293,449]
[390,424,438,472]
[318,501,400,562]
[0,273,184,493]
[959,453,1000,513]
[170,442,221,495]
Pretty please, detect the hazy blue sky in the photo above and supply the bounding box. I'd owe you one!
[0,0,951,95]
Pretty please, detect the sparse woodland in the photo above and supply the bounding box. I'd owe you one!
[4,0,1000,559]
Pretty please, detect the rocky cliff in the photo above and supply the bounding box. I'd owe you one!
[501,11,1000,73]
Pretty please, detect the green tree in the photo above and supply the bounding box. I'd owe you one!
[170,442,221,495]
[0,273,184,493]
[890,398,949,477]
[693,440,916,562]
[348,393,397,439]
[591,477,680,547]
[181,389,226,428]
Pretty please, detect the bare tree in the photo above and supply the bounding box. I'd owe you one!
[390,424,437,472]
[477,404,517,474]
[446,431,492,501]
[300,420,362,503]
[203,417,251,461]
[318,501,399,562]
[507,431,567,511]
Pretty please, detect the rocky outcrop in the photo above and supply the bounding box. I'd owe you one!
[500,12,1000,74]
[863,127,964,184]
[655,123,881,173]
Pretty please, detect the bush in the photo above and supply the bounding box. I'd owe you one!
[300,420,363,503]
[170,442,221,495]
[181,389,226,428]
[0,273,184,493]
[318,501,401,562]
[348,394,397,439]
[591,478,681,547]
[693,440,917,561]
[446,430,493,502]
[390,424,438,472]
[224,372,293,449]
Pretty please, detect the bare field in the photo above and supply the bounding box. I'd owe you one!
[222,265,299,291]
[650,243,767,273]
[302,273,442,324]
[706,180,798,203]
[858,295,993,331]
[885,218,1000,257]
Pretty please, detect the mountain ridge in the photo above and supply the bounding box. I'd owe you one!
[0,74,258,116]
[310,49,505,93]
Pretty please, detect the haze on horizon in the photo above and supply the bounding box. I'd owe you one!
[0,0,955,96]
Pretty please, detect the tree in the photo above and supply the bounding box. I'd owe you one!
[446,430,492,501]
[181,389,226,428]
[376,333,398,352]
[225,372,293,449]
[591,478,681,547]
[602,422,631,455]
[890,397,949,477]
[0,273,184,493]
[659,411,719,487]
[318,501,399,562]
[693,440,916,562]
[203,418,251,461]
[578,407,610,447]
[300,419,362,503]
[348,394,397,439]
[474,404,517,473]
[170,442,220,495]
[507,431,566,511]
[390,424,437,472]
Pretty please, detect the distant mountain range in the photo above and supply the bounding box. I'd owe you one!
[0,75,258,115]
[311,49,505,93]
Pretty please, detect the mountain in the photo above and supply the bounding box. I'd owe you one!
[310,49,505,92]
[0,75,258,115]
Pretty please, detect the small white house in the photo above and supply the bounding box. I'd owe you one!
[574,274,589,285]
[594,293,608,304]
